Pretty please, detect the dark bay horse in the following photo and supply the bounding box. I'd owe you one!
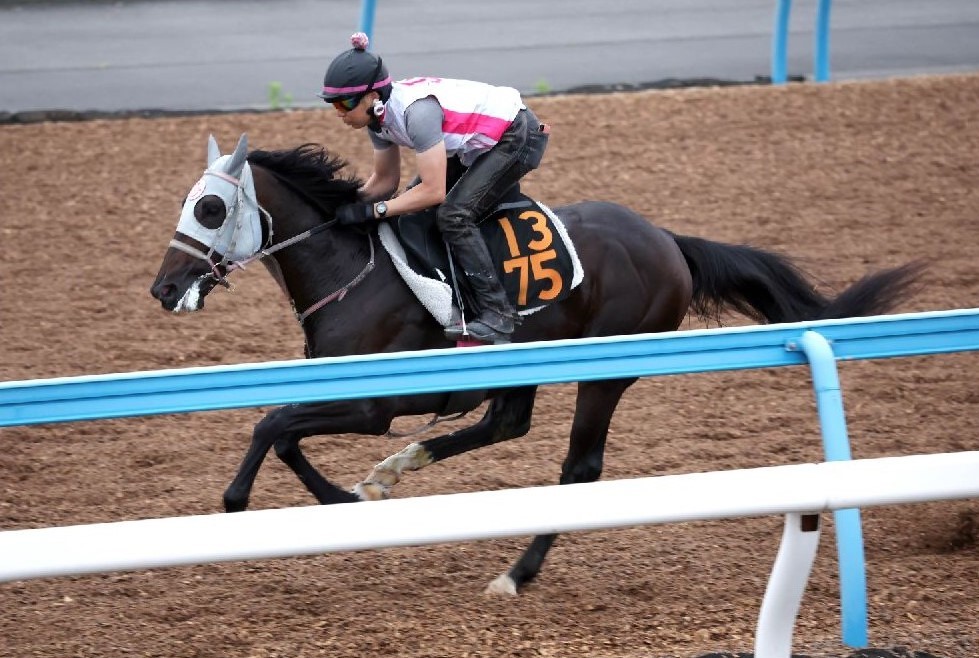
[151,134,922,595]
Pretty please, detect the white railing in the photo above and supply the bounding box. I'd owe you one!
[1,451,977,658]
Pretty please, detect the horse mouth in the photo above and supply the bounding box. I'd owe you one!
[172,274,218,313]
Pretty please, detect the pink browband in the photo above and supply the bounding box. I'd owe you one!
[321,76,392,95]
[206,170,241,186]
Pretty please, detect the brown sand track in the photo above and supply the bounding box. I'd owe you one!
[1,74,977,658]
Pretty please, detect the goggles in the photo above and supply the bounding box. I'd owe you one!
[329,96,361,111]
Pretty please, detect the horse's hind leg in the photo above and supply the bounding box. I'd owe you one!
[486,377,637,595]
[354,386,537,501]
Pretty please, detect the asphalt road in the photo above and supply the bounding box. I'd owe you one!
[1,0,978,114]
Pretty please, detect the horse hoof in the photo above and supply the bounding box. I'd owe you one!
[223,496,248,513]
[484,573,518,596]
[352,482,388,501]
[368,467,400,487]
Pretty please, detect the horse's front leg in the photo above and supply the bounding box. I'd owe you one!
[354,387,537,501]
[223,399,395,512]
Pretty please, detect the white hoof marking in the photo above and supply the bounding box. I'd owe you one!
[484,573,518,596]
[357,443,434,496]
[351,482,387,501]
[379,442,434,474]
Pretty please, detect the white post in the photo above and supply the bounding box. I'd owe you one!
[755,512,822,657]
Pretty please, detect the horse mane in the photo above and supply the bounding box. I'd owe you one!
[247,143,363,212]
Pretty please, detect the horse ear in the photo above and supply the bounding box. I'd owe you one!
[226,133,249,176]
[207,134,221,166]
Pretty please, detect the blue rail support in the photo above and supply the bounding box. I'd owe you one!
[772,0,792,84]
[794,330,868,648]
[814,0,833,82]
[359,0,377,44]
[771,0,833,84]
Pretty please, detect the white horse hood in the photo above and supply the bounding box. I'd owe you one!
[175,134,264,261]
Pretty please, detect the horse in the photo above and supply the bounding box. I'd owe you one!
[151,133,923,595]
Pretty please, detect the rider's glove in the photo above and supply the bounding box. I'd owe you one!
[336,202,375,226]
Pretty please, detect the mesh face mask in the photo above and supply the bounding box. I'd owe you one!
[175,156,263,261]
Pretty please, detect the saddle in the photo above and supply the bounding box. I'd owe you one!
[377,187,584,329]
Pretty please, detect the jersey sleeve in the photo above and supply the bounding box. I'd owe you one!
[403,97,445,153]
[367,128,393,151]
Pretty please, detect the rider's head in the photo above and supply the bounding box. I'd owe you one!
[318,33,392,115]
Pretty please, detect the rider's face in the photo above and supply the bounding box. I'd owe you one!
[334,94,374,129]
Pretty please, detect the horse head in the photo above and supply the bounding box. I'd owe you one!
[151,133,269,312]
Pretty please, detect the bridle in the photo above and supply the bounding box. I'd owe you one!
[170,167,375,324]
[168,169,274,290]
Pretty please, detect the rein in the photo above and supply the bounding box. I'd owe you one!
[250,167,377,324]
[296,233,375,324]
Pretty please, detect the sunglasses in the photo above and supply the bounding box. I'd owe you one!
[329,96,361,112]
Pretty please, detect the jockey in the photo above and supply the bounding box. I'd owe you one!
[319,33,549,345]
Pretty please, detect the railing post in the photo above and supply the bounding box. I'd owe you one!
[771,0,792,84]
[755,512,822,658]
[793,330,868,648]
[771,0,833,84]
[359,0,377,44]
[814,0,833,82]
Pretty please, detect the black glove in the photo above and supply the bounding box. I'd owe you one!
[335,202,375,226]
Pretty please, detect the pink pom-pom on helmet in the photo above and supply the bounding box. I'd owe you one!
[350,32,369,51]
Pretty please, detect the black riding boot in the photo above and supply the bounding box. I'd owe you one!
[444,231,516,344]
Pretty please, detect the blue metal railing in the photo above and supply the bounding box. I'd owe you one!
[355,1,834,87]
[3,309,978,427]
[772,0,834,84]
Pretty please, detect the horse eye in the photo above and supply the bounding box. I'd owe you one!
[195,196,227,230]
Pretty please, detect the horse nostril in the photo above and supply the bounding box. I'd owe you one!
[151,283,176,304]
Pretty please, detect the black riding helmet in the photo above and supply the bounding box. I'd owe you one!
[318,32,392,104]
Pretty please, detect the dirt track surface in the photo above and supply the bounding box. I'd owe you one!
[1,74,978,658]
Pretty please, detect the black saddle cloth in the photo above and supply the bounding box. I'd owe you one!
[390,188,577,314]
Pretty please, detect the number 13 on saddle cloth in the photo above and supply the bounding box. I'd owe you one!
[378,193,585,328]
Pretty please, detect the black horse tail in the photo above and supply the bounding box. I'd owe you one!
[668,232,926,324]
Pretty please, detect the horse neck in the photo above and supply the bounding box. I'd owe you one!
[251,166,391,336]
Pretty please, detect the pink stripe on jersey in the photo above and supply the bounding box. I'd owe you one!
[442,109,512,141]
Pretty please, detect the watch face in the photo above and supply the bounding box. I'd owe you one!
[376,202,388,216]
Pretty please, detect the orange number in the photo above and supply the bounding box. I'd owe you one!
[531,250,563,300]
[498,217,521,258]
[500,210,563,306]
[518,210,553,251]
[503,256,530,305]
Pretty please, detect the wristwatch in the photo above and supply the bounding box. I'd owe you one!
[374,201,388,219]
